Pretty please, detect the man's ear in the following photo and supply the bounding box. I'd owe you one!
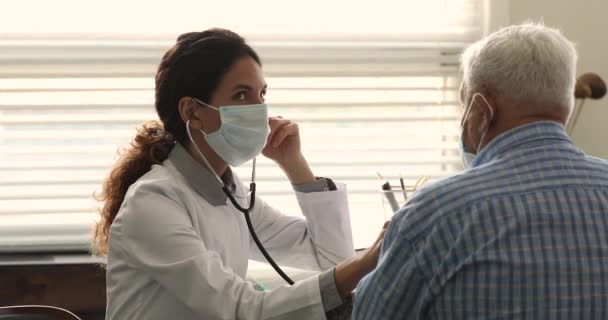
[478,109,491,133]
[473,88,496,123]
[178,97,204,130]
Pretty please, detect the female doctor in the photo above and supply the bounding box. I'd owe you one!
[92,29,387,320]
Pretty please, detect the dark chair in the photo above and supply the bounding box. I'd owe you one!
[0,306,81,320]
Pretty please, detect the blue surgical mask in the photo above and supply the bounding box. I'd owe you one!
[459,93,494,169]
[194,99,270,167]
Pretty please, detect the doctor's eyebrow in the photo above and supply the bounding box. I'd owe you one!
[231,84,268,91]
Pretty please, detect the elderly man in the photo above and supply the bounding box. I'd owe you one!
[353,23,608,319]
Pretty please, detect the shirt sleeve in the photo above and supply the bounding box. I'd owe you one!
[248,179,356,271]
[116,183,328,320]
[319,268,343,312]
[295,177,348,313]
[326,293,354,320]
[293,177,337,193]
[254,176,346,313]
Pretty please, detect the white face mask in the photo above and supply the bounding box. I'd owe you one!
[194,99,270,167]
[459,93,494,169]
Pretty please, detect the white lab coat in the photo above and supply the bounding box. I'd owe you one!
[105,144,355,320]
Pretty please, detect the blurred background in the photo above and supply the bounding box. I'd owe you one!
[1,0,606,253]
[1,0,606,254]
[0,0,477,251]
[1,0,606,317]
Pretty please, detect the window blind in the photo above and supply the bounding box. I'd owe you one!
[0,0,483,251]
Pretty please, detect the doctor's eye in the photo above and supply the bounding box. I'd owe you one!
[233,91,247,101]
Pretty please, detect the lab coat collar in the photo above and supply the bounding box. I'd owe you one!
[166,143,236,207]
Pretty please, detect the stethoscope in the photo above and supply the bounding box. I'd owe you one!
[186,121,295,285]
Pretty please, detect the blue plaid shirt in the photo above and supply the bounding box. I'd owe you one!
[354,121,608,319]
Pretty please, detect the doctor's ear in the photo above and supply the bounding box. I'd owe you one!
[178,97,205,130]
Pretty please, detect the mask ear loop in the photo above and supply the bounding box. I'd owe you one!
[460,93,476,155]
[473,93,495,153]
[186,120,225,187]
[191,97,220,112]
[190,97,219,138]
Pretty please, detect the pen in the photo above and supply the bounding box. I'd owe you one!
[400,174,407,201]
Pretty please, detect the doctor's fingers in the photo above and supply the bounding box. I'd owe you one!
[360,223,390,270]
[382,220,391,230]
[266,117,290,146]
[267,118,298,146]
[376,223,389,242]
[270,123,300,148]
[371,221,390,248]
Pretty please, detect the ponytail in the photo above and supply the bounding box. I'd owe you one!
[91,121,175,256]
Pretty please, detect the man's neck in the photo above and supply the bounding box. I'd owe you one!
[479,115,566,152]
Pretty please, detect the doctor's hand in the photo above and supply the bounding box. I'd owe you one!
[262,117,316,185]
[334,221,391,299]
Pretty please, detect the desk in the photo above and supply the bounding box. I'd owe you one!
[0,253,106,320]
[0,253,326,319]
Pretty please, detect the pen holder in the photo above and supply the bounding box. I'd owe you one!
[379,176,430,219]
[380,186,415,219]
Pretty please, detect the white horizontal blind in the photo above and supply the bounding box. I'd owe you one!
[0,1,482,251]
[238,42,469,248]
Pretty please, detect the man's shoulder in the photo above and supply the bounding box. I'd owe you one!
[406,166,497,208]
[392,169,493,236]
[586,154,608,169]
[397,152,608,235]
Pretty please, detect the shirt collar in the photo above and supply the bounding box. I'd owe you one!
[472,120,572,167]
[165,143,236,206]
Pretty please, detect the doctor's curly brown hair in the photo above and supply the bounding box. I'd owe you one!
[91,29,261,256]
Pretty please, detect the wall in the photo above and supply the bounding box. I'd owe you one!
[504,0,608,158]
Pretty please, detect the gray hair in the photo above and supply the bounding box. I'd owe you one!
[461,23,577,113]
